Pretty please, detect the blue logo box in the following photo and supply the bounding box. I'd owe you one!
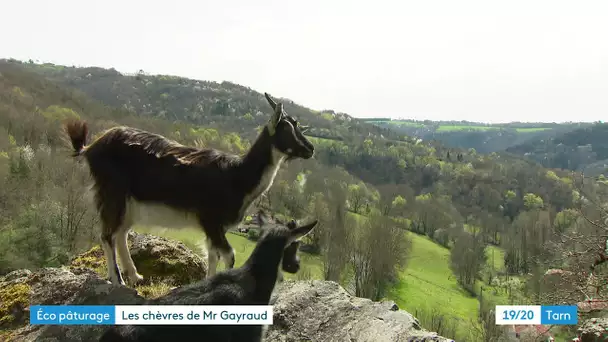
[540,305,578,325]
[30,305,115,325]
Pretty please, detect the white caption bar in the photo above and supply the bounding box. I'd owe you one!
[115,305,273,325]
[495,305,541,325]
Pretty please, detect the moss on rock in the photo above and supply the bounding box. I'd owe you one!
[0,283,31,328]
[69,245,106,277]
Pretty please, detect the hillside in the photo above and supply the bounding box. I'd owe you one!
[5,59,407,145]
[364,118,592,154]
[505,123,608,176]
[1,59,578,216]
[0,58,603,341]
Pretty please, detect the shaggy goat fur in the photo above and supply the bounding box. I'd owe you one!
[65,93,315,285]
[99,219,318,342]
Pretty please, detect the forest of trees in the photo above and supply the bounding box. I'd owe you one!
[506,123,608,175]
[1,59,607,341]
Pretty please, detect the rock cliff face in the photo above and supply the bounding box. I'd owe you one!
[266,280,450,342]
[577,317,608,342]
[0,233,452,342]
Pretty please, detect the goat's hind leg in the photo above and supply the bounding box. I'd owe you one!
[116,226,144,286]
[97,186,129,286]
[100,231,125,286]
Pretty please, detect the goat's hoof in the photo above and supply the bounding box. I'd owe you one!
[109,278,126,287]
[126,273,145,286]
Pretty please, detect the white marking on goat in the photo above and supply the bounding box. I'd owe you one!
[125,198,200,230]
[239,147,286,217]
[100,239,122,284]
[115,229,142,284]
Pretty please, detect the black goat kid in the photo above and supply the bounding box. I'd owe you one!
[99,219,318,342]
[64,93,315,285]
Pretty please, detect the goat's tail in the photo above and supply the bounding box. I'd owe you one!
[64,119,89,157]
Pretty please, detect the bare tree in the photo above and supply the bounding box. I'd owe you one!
[350,211,410,300]
[533,173,608,305]
[322,182,350,282]
[450,229,487,294]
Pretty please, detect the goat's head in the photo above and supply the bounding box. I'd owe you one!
[264,92,315,160]
[257,212,317,274]
[281,219,317,273]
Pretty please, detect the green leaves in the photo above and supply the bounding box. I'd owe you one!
[523,193,544,210]
[40,105,80,122]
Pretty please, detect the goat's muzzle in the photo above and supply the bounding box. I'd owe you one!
[302,150,314,159]
[283,262,300,274]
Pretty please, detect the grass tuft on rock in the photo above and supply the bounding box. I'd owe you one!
[136,282,174,299]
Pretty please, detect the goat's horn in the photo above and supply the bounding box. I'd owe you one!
[264,92,277,110]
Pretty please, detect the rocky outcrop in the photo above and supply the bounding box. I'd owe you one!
[0,268,144,341]
[576,317,608,342]
[69,232,207,287]
[266,280,451,342]
[0,233,452,342]
[0,267,452,342]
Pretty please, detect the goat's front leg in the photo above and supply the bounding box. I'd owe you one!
[218,234,236,270]
[204,230,235,277]
[205,238,220,277]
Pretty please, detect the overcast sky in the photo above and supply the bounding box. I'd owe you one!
[2,0,607,123]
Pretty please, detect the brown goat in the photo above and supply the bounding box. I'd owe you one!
[65,93,315,286]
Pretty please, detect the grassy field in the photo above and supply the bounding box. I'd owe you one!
[307,136,344,146]
[514,127,552,132]
[437,125,551,132]
[387,121,425,127]
[366,120,425,127]
[367,120,553,133]
[389,232,480,339]
[436,125,500,132]
[485,245,505,272]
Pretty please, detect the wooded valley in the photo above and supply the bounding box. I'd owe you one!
[1,59,607,341]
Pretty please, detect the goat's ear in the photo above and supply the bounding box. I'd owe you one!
[265,92,277,111]
[268,102,284,136]
[290,220,318,240]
